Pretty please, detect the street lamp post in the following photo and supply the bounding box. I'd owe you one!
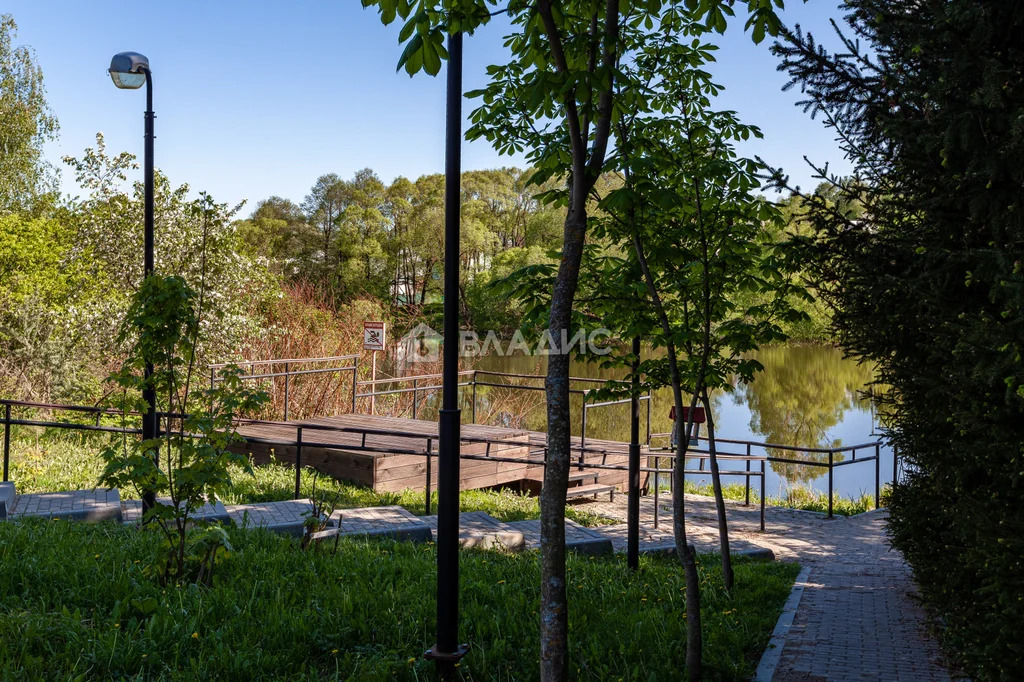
[424,30,469,674]
[109,51,158,516]
[628,336,641,570]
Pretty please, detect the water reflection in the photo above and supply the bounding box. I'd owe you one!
[739,345,874,484]
[406,344,887,496]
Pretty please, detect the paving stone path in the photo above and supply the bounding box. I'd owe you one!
[577,493,954,682]
[9,488,122,522]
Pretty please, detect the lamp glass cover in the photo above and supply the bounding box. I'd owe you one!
[110,71,146,89]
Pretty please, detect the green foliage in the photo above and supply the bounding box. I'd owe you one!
[361,0,789,79]
[0,214,98,401]
[99,274,269,584]
[0,518,799,680]
[62,134,273,367]
[578,21,809,406]
[774,1,1024,677]
[0,14,59,213]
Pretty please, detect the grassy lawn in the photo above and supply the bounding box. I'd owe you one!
[0,518,799,680]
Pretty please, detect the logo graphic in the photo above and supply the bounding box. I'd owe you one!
[398,324,613,364]
[399,323,443,363]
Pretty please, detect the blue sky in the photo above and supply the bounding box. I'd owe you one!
[6,1,851,213]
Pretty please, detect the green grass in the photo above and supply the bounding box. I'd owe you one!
[5,429,610,526]
[681,480,878,516]
[0,518,799,680]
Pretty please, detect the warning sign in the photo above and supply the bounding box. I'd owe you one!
[363,321,386,351]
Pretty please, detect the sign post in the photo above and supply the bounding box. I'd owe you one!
[363,321,386,416]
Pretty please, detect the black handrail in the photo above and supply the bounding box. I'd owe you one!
[3,358,891,521]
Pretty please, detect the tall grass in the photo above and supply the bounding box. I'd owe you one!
[0,519,799,680]
[681,480,877,516]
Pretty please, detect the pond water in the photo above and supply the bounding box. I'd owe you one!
[464,344,890,501]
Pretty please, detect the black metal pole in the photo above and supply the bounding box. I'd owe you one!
[627,337,641,570]
[426,437,432,516]
[827,450,834,519]
[141,69,158,517]
[426,29,468,671]
[294,427,303,500]
[3,403,10,482]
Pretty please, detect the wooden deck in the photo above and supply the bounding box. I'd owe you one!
[233,414,635,495]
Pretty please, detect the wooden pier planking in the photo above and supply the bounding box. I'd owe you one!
[233,414,636,495]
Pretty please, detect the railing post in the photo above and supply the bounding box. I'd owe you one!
[580,392,588,452]
[892,443,898,486]
[760,458,766,532]
[471,372,477,424]
[413,379,418,420]
[653,456,659,530]
[210,367,216,391]
[646,390,651,445]
[3,403,10,482]
[283,361,290,422]
[875,442,881,509]
[426,437,432,515]
[579,396,587,470]
[744,442,751,506]
[828,449,834,519]
[351,359,358,414]
[294,426,303,500]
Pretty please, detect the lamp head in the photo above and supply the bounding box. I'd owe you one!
[109,52,149,89]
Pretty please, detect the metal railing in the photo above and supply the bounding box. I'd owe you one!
[209,355,360,421]
[3,363,895,526]
[352,369,886,519]
[0,396,769,528]
[648,433,884,518]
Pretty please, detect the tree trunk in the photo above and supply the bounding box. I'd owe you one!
[700,388,734,590]
[419,261,432,305]
[539,206,586,681]
[630,230,703,681]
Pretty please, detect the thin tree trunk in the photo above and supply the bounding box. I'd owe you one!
[419,261,432,305]
[539,206,586,681]
[682,103,734,591]
[631,230,703,681]
[700,387,733,589]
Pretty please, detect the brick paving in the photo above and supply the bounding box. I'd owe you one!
[504,517,609,548]
[226,498,314,531]
[11,489,121,522]
[576,493,954,682]
[121,498,230,525]
[332,504,427,534]
[420,510,512,537]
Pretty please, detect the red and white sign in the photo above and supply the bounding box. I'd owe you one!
[363,321,386,351]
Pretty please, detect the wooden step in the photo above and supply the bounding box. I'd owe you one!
[568,471,599,484]
[564,483,615,501]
